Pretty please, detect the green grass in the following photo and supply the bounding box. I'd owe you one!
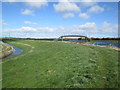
[2,40,119,88]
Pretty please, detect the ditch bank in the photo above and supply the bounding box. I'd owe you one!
[0,41,23,59]
[0,42,14,59]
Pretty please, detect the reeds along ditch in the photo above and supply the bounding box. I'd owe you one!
[0,43,14,59]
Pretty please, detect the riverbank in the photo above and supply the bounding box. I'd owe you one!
[81,42,120,51]
[56,41,120,51]
[0,42,14,59]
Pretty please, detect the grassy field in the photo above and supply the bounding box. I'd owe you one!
[2,40,119,88]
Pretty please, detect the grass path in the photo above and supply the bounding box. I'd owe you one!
[2,40,119,88]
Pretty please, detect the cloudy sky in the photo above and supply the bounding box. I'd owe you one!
[0,0,118,38]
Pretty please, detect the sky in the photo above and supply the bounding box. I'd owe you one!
[0,0,119,38]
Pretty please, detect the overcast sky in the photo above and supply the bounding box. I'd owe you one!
[0,0,118,38]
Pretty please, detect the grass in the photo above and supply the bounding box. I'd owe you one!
[2,40,119,88]
[0,42,12,53]
[0,42,13,59]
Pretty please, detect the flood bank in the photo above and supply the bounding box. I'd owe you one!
[70,40,120,48]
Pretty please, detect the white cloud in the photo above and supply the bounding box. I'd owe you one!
[3,0,17,2]
[2,0,48,2]
[71,22,117,35]
[55,22,98,35]
[103,27,113,32]
[4,0,48,9]
[16,26,54,32]
[100,22,117,33]
[20,0,48,16]
[87,5,104,14]
[63,13,74,19]
[71,30,85,33]
[24,21,38,25]
[102,21,111,27]
[53,2,80,13]
[53,1,104,20]
[53,1,80,19]
[79,22,96,29]
[2,22,118,38]
[18,26,37,31]
[79,4,104,20]
[81,0,97,2]
[21,9,33,15]
[2,0,120,2]
[81,2,97,7]
[113,24,118,29]
[25,0,48,9]
[38,27,54,32]
[79,13,89,19]
[0,21,8,26]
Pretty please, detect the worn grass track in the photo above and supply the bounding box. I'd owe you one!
[2,40,119,88]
